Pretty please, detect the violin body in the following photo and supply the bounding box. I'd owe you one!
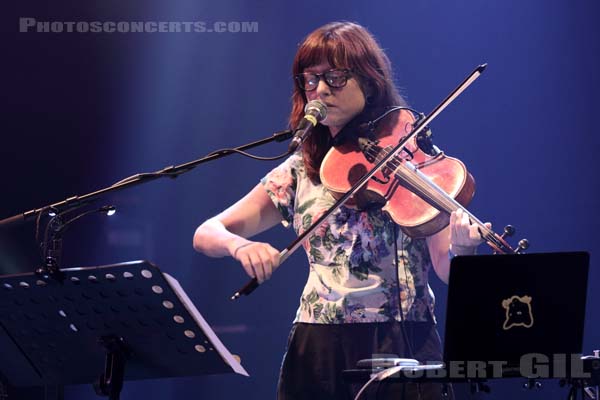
[320,108,475,238]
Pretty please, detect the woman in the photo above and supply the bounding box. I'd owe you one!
[194,21,484,399]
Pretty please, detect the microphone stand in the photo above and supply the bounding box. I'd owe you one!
[231,64,488,300]
[0,129,294,276]
[0,130,293,229]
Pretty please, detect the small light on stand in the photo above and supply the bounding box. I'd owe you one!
[101,206,116,216]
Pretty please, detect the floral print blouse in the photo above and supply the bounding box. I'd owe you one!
[261,154,436,324]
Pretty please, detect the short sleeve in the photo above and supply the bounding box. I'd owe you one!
[260,154,301,227]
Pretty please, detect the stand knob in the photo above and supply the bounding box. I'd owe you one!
[516,239,530,253]
[501,225,515,239]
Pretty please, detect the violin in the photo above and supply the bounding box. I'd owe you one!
[320,107,528,254]
[231,64,528,300]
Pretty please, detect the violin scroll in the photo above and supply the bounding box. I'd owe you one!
[483,224,530,255]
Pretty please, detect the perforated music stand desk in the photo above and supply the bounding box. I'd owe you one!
[0,260,248,398]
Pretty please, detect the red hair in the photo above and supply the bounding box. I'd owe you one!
[290,21,406,183]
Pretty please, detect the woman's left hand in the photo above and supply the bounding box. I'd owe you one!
[449,209,491,255]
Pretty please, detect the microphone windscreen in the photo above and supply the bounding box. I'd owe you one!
[304,100,327,122]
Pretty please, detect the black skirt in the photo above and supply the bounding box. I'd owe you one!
[276,321,453,400]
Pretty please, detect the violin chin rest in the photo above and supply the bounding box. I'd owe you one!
[354,190,387,211]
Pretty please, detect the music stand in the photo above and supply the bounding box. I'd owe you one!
[0,260,248,399]
[444,251,589,377]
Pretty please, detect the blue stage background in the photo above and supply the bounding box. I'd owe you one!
[1,1,599,399]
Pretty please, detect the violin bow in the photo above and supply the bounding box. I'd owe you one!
[231,64,488,300]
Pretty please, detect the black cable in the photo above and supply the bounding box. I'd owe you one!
[392,217,424,400]
[206,147,291,161]
[392,219,416,360]
[34,206,48,259]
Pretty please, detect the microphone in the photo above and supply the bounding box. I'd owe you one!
[288,100,327,152]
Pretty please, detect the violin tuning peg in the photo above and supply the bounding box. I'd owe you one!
[516,239,530,253]
[501,225,515,239]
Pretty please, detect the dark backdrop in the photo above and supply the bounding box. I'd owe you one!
[1,1,599,399]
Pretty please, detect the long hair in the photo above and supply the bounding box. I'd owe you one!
[290,21,406,183]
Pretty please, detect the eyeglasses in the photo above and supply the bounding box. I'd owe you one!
[294,69,353,91]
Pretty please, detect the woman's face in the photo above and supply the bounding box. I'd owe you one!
[303,62,367,137]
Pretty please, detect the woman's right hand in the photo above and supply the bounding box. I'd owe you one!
[230,240,280,283]
[193,182,286,284]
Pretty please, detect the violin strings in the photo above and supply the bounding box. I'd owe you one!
[362,146,506,250]
[375,148,503,249]
[365,146,461,213]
